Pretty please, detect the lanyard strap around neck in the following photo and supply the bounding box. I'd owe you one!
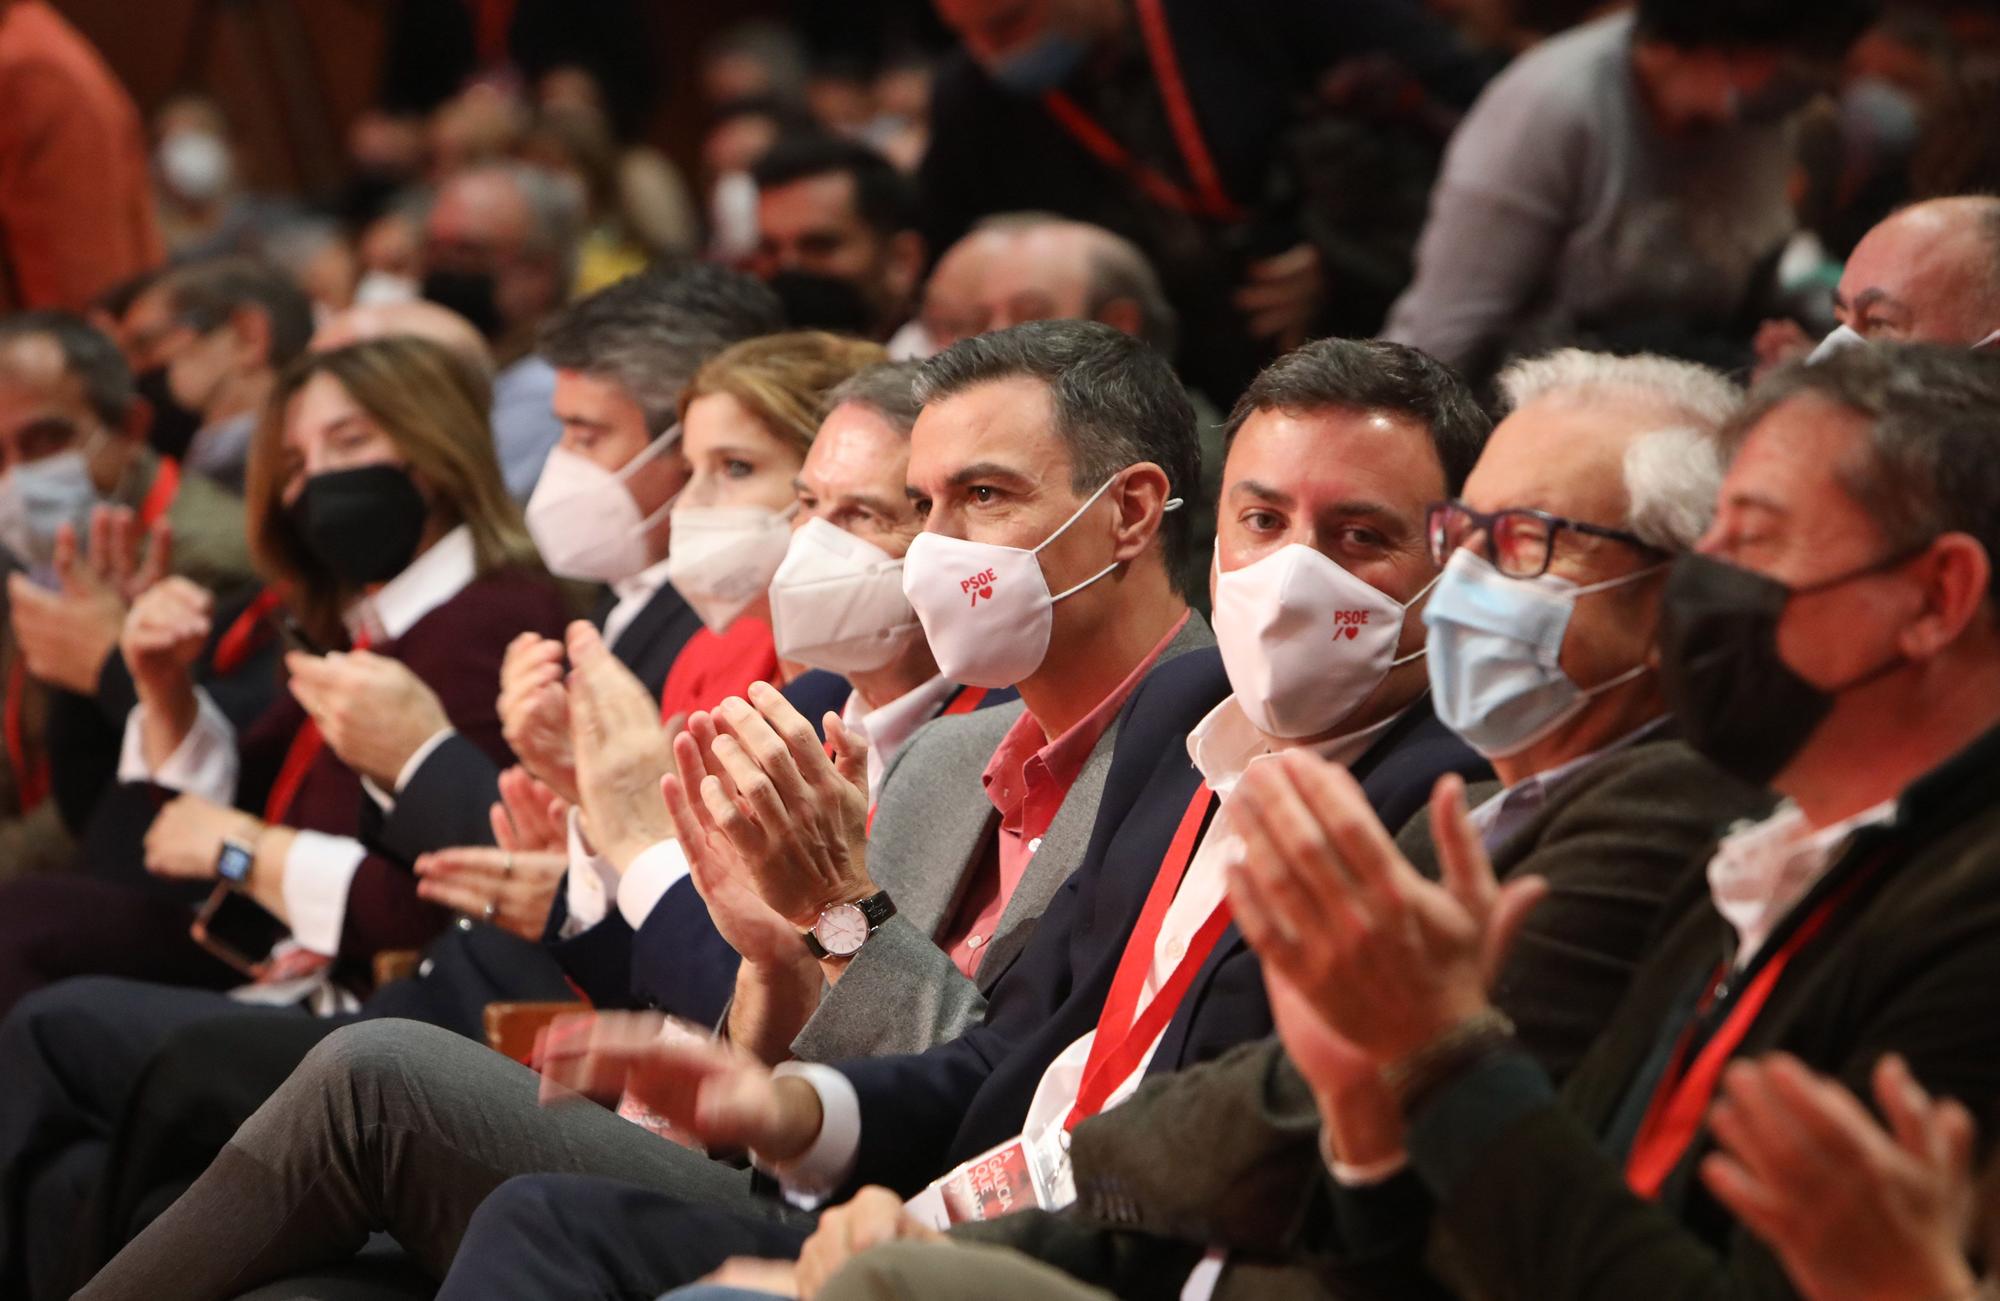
[138,456,181,529]
[1040,0,1245,224]
[1067,782,1222,1128]
[1623,861,1880,1197]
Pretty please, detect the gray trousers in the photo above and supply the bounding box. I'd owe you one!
[77,1019,811,1301]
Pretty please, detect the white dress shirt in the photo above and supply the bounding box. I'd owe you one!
[559,675,959,936]
[1707,797,1898,969]
[602,556,677,653]
[842,675,958,803]
[118,527,478,956]
[769,694,1408,1207]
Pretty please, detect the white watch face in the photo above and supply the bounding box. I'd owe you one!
[812,903,870,957]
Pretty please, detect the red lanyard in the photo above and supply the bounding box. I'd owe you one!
[263,630,370,824]
[1624,866,1877,1197]
[211,588,286,677]
[4,458,180,812]
[1067,782,1223,1128]
[1041,0,1246,224]
[942,685,988,717]
[138,456,181,529]
[3,658,48,810]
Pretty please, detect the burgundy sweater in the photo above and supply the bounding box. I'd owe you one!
[232,569,570,964]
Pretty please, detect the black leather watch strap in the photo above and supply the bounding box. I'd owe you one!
[802,889,898,959]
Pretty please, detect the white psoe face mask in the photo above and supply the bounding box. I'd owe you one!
[525,426,681,583]
[1213,543,1436,739]
[769,516,922,675]
[664,499,800,633]
[901,475,1181,689]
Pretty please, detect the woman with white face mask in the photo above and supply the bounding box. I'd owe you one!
[654,331,888,724]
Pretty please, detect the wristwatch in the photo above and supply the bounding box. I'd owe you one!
[215,836,256,886]
[802,890,897,960]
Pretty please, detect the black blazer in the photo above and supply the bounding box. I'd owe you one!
[835,647,1489,1199]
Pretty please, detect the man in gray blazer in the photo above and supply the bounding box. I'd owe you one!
[77,321,1212,1298]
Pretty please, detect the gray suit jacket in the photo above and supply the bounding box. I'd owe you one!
[789,614,1213,1062]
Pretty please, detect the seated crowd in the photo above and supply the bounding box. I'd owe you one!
[5,0,2000,1297]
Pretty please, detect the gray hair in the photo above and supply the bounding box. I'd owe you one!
[1738,344,2000,604]
[826,360,925,436]
[916,319,1202,598]
[1498,348,1743,550]
[465,161,586,291]
[537,265,784,431]
[971,212,1179,357]
[0,311,133,426]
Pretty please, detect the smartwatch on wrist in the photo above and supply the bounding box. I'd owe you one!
[215,836,256,886]
[802,890,897,960]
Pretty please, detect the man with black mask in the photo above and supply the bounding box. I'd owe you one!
[1007,342,2000,1301]
[419,162,580,500]
[748,135,924,343]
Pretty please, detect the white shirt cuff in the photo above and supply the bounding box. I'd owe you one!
[1321,1128,1409,1187]
[615,838,690,930]
[560,806,619,937]
[361,727,457,813]
[118,690,238,803]
[761,1061,862,1208]
[280,829,368,956]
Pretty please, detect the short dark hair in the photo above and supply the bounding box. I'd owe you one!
[0,310,135,426]
[1739,344,2000,607]
[1634,0,1878,57]
[1223,338,1489,496]
[537,265,784,431]
[916,320,1202,598]
[750,134,917,238]
[157,257,315,370]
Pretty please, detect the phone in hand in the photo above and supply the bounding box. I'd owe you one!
[190,883,289,978]
[268,609,329,658]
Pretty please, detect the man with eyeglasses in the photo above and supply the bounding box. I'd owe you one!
[768,347,1780,1301]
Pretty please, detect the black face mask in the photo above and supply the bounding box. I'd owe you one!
[288,465,430,586]
[765,270,879,337]
[421,269,504,341]
[1657,550,1917,787]
[134,366,204,461]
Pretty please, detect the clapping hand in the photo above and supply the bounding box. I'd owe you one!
[498,631,578,803]
[1227,755,1546,1067]
[1704,1053,1979,1301]
[680,681,871,930]
[285,649,450,789]
[9,510,170,694]
[533,1009,823,1160]
[567,622,676,871]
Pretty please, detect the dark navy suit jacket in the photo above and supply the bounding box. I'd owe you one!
[832,647,1490,1198]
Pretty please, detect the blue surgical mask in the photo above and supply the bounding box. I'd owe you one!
[0,445,100,578]
[988,28,1091,95]
[1422,550,1659,758]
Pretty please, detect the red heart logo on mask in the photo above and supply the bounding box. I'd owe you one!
[980,586,994,600]
[1342,626,1359,640]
